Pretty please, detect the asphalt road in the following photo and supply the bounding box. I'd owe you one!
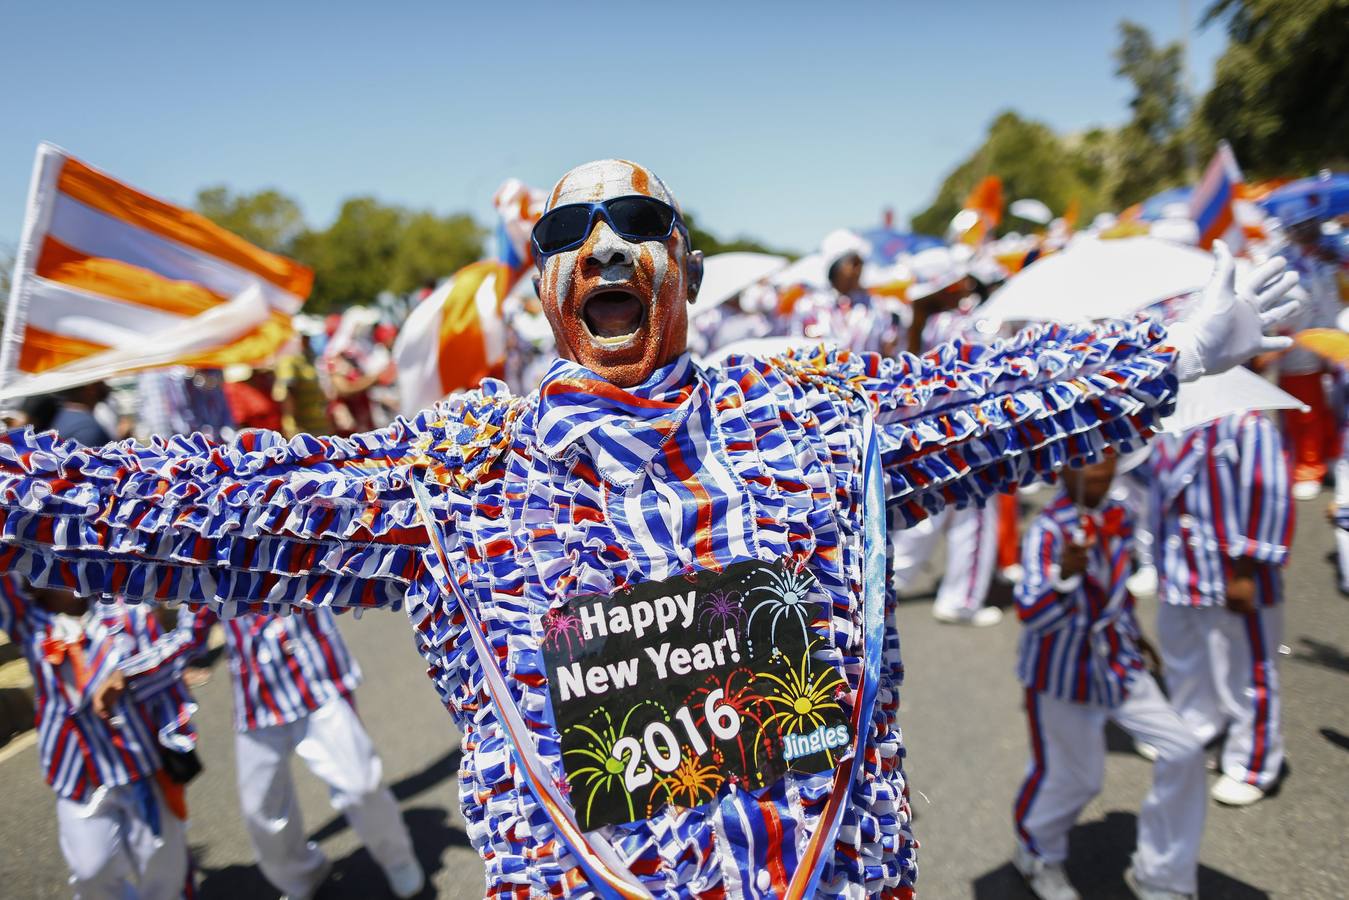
[0,494,1345,899]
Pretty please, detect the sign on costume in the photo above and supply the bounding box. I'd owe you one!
[541,559,850,830]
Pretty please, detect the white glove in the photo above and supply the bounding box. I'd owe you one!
[1167,240,1302,382]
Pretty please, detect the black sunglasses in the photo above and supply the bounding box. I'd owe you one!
[531,195,684,259]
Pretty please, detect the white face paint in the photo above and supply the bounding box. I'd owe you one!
[537,159,702,388]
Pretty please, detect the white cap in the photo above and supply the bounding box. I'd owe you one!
[819,229,870,279]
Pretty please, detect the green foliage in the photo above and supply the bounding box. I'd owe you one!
[195,189,484,314]
[290,197,404,312]
[389,211,483,295]
[1198,0,1349,174]
[194,186,305,254]
[910,112,1110,236]
[683,211,793,257]
[1110,21,1189,206]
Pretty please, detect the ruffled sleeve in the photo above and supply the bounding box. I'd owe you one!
[776,317,1177,526]
[0,412,440,615]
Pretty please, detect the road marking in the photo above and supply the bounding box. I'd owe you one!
[0,730,37,765]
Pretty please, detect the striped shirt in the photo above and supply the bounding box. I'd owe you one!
[1153,411,1293,608]
[0,578,196,802]
[1015,494,1145,707]
[0,318,1178,898]
[163,607,362,733]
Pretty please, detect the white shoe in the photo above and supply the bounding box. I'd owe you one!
[999,563,1025,585]
[1125,865,1194,899]
[1126,566,1158,599]
[1292,480,1322,501]
[281,857,333,900]
[1211,773,1266,806]
[384,859,426,898]
[1134,741,1160,762]
[1013,844,1080,900]
[933,605,1003,627]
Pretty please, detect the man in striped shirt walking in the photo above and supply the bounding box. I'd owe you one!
[164,607,423,900]
[0,576,197,899]
[1153,411,1294,806]
[1012,458,1206,900]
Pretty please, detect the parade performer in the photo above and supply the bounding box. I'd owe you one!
[1011,458,1206,900]
[0,576,198,899]
[1271,206,1342,498]
[0,160,1299,898]
[154,606,424,899]
[889,248,1006,625]
[790,229,907,357]
[1153,411,1294,807]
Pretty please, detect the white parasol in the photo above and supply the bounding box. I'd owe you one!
[1158,366,1306,435]
[979,236,1216,324]
[692,252,788,319]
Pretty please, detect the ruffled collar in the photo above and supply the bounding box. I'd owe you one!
[533,353,703,487]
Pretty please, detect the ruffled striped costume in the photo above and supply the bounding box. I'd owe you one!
[0,320,1177,898]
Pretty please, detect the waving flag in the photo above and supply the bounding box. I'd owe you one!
[1189,141,1244,251]
[953,175,1004,246]
[0,143,310,393]
[391,180,544,412]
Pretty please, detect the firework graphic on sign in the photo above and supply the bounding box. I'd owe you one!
[683,666,768,773]
[541,608,584,654]
[697,588,747,635]
[746,565,818,648]
[563,700,666,826]
[654,755,725,809]
[754,642,847,767]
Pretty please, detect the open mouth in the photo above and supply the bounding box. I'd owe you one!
[582,289,646,346]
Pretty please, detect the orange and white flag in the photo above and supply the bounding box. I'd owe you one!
[0,143,310,397]
[392,179,543,413]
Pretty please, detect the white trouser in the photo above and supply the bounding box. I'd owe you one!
[1336,454,1349,593]
[1157,602,1284,789]
[234,695,415,898]
[892,502,997,617]
[1013,674,1207,895]
[57,779,189,900]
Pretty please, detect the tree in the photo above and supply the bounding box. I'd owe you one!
[0,244,13,301]
[911,112,1110,236]
[290,199,484,313]
[194,186,307,254]
[1109,21,1189,206]
[291,197,405,313]
[683,212,790,257]
[1198,0,1349,174]
[389,211,483,295]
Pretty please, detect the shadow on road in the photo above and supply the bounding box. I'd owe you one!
[972,811,1270,899]
[1290,637,1349,675]
[1320,727,1349,753]
[195,748,468,898]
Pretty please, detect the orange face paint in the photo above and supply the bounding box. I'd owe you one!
[538,160,699,387]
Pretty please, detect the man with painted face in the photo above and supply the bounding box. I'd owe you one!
[2,160,1301,899]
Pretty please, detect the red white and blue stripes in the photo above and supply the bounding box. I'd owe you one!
[164,607,362,733]
[0,577,196,802]
[0,316,1180,897]
[1154,412,1293,609]
[1014,494,1146,708]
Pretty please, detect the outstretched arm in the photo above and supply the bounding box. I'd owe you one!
[846,241,1300,526]
[0,412,440,614]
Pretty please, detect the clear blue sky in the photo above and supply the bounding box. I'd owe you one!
[0,1,1225,254]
